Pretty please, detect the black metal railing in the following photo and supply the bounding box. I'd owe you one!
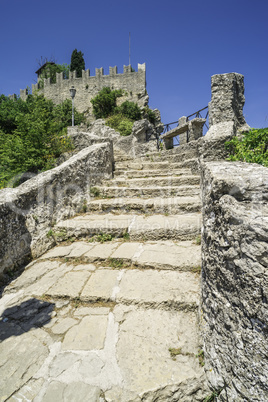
[186,106,209,130]
[160,106,209,147]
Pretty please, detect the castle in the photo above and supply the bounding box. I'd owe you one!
[19,63,148,116]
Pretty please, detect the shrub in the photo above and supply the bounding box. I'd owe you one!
[118,101,142,121]
[106,114,133,136]
[225,128,268,167]
[91,87,123,119]
[142,106,156,124]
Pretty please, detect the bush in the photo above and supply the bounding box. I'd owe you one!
[225,128,268,167]
[143,106,156,124]
[118,101,141,121]
[106,114,133,136]
[91,87,123,119]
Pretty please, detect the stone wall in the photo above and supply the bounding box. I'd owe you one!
[0,142,113,279]
[20,64,147,115]
[201,161,268,401]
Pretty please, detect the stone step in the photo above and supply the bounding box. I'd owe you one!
[139,150,198,163]
[104,176,200,188]
[88,196,201,214]
[40,239,201,271]
[114,168,192,178]
[54,213,201,241]
[2,252,207,402]
[18,260,199,310]
[115,160,187,170]
[96,185,200,198]
[115,158,200,174]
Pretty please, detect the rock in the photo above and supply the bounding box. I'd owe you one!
[209,72,247,128]
[201,161,268,401]
[198,121,236,161]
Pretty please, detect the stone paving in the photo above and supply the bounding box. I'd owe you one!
[0,153,209,401]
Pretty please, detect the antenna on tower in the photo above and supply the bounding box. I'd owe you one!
[129,32,131,66]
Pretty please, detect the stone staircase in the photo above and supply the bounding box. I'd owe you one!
[0,149,209,401]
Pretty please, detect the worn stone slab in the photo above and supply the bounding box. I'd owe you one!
[41,381,101,402]
[73,306,110,317]
[110,242,142,260]
[80,269,121,302]
[25,263,73,297]
[40,244,74,259]
[110,175,200,188]
[84,242,119,260]
[134,241,201,270]
[51,317,78,335]
[67,241,94,258]
[55,214,133,237]
[9,378,45,401]
[72,263,96,271]
[62,315,109,350]
[99,185,200,198]
[106,306,206,401]
[117,269,200,309]
[0,328,51,400]
[47,271,91,299]
[6,260,60,291]
[88,196,201,214]
[129,213,201,240]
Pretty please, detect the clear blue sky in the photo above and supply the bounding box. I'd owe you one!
[1,0,267,128]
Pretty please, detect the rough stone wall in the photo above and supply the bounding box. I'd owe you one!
[20,64,147,115]
[201,161,268,401]
[209,73,247,129]
[0,142,113,278]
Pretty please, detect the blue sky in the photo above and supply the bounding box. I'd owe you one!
[1,0,267,128]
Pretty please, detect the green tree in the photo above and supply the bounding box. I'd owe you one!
[70,49,85,78]
[0,94,85,188]
[38,63,70,88]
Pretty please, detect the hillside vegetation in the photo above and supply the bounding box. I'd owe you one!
[91,87,156,136]
[226,128,268,167]
[0,94,84,188]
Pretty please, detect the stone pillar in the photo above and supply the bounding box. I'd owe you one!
[209,73,246,128]
[178,116,188,145]
[163,137,173,150]
[188,118,207,142]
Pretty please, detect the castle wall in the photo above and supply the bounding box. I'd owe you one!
[20,64,147,114]
[201,161,268,401]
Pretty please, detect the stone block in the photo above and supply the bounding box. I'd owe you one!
[62,315,109,350]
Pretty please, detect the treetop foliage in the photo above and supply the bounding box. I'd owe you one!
[0,94,85,188]
[38,63,70,87]
[70,49,85,78]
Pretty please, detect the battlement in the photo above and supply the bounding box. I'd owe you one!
[20,63,147,114]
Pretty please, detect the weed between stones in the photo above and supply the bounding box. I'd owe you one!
[168,347,182,359]
[194,235,201,245]
[196,349,205,366]
[88,233,115,243]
